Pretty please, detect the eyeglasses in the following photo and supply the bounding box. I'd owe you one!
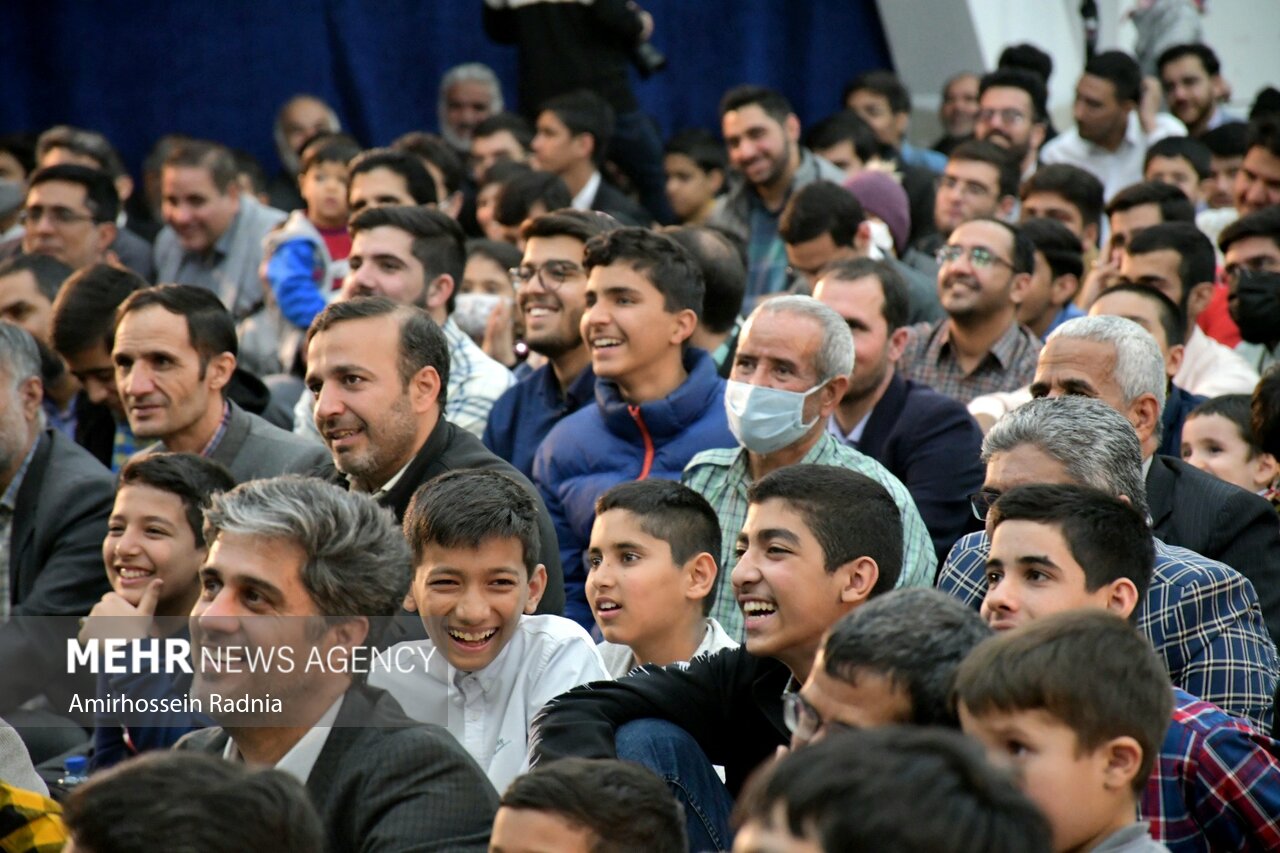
[1225,258,1280,283]
[509,260,585,292]
[977,107,1030,126]
[783,692,854,748]
[969,488,1003,521]
[935,245,1015,270]
[936,175,994,199]
[19,205,96,226]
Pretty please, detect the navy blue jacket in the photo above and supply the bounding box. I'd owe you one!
[533,349,737,627]
[483,363,596,479]
[849,373,984,563]
[1159,383,1207,459]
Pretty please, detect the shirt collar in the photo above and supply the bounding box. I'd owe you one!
[199,401,233,458]
[571,171,602,211]
[224,694,344,783]
[826,411,871,445]
[928,320,1028,370]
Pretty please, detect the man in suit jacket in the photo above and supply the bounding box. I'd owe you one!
[112,284,328,483]
[305,297,565,625]
[814,259,985,562]
[1031,314,1280,645]
[531,90,651,227]
[177,476,498,853]
[0,325,113,728]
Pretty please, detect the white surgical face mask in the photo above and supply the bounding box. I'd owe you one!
[453,292,504,341]
[867,219,896,258]
[724,379,824,454]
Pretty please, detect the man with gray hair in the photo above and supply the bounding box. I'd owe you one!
[0,323,113,752]
[937,395,1278,731]
[438,63,503,155]
[1030,314,1280,639]
[268,94,342,211]
[176,475,498,851]
[683,294,935,639]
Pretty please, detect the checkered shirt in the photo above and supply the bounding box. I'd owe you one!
[442,317,515,439]
[937,532,1280,731]
[898,319,1042,404]
[683,433,938,640]
[1142,688,1280,852]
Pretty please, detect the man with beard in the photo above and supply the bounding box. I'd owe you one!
[934,72,980,157]
[709,86,845,311]
[1158,44,1237,138]
[483,210,619,478]
[1221,206,1280,375]
[437,63,502,157]
[898,218,1041,404]
[974,68,1049,182]
[813,258,984,562]
[917,141,1020,261]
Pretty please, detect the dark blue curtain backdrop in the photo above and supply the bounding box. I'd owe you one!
[0,1,891,179]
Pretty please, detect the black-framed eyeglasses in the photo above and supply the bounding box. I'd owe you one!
[782,692,855,747]
[19,205,96,226]
[969,488,1003,521]
[976,107,1030,126]
[935,244,1015,270]
[509,260,585,292]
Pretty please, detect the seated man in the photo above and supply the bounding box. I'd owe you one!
[971,489,1280,852]
[789,588,990,746]
[531,464,903,851]
[733,727,1052,853]
[587,480,737,678]
[813,259,984,562]
[1222,205,1280,375]
[1032,314,1280,643]
[685,293,935,641]
[62,752,324,853]
[112,285,330,483]
[19,164,120,273]
[369,470,605,792]
[177,476,499,852]
[490,759,686,853]
[534,228,736,627]
[1016,218,1084,340]
[1019,163,1105,253]
[937,395,1278,730]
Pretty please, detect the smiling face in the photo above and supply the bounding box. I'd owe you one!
[722,104,798,193]
[937,219,1026,323]
[161,166,240,255]
[941,74,981,137]
[1235,145,1280,215]
[1160,54,1217,133]
[341,225,427,306]
[519,234,589,359]
[581,261,691,398]
[103,483,206,617]
[975,86,1042,166]
[408,536,544,672]
[731,498,860,678]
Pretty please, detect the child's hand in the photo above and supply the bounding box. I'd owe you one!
[483,299,517,367]
[78,579,162,646]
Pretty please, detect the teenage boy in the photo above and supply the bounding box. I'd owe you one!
[79,453,234,769]
[369,470,606,793]
[530,464,902,852]
[586,480,738,678]
[533,227,735,628]
[489,758,686,853]
[957,610,1175,853]
[977,484,1280,852]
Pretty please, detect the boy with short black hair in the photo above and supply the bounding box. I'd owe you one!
[1181,394,1278,495]
[369,469,607,793]
[490,758,687,853]
[587,480,737,677]
[956,610,1175,852]
[663,129,726,226]
[533,227,736,628]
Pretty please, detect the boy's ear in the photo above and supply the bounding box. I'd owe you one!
[1100,735,1143,792]
[683,552,718,604]
[836,556,879,605]
[1102,578,1140,620]
[1252,452,1279,490]
[669,307,698,346]
[523,564,548,615]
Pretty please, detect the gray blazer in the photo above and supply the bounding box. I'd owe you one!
[176,683,498,852]
[138,401,329,484]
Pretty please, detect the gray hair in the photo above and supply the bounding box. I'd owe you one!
[0,323,41,390]
[437,63,504,148]
[746,295,855,383]
[983,396,1148,519]
[273,95,342,171]
[204,476,411,645]
[1047,315,1166,412]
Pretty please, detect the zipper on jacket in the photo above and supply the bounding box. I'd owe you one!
[627,405,655,480]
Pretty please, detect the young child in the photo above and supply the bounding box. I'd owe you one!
[956,610,1175,853]
[459,238,525,370]
[586,480,737,678]
[977,483,1280,852]
[368,469,608,793]
[80,452,235,770]
[1180,394,1278,496]
[264,132,362,334]
[664,129,726,226]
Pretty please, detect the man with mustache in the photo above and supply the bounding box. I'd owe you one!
[974,68,1049,183]
[483,209,619,479]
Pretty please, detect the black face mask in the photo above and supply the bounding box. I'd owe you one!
[1233,270,1280,345]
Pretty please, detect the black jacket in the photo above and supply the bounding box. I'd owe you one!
[1147,454,1280,646]
[531,647,790,796]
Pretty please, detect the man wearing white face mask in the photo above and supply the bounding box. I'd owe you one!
[683,295,937,640]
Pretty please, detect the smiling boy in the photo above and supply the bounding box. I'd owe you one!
[369,469,607,792]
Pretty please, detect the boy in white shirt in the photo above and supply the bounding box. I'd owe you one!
[369,469,607,792]
[586,480,738,678]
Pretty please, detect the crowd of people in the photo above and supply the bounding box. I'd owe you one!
[0,2,1278,851]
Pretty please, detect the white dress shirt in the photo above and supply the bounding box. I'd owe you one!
[368,614,607,793]
[223,695,343,784]
[598,617,740,679]
[570,170,603,211]
[1175,326,1260,397]
[1040,112,1186,201]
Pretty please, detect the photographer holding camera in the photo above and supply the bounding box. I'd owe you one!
[483,0,673,223]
